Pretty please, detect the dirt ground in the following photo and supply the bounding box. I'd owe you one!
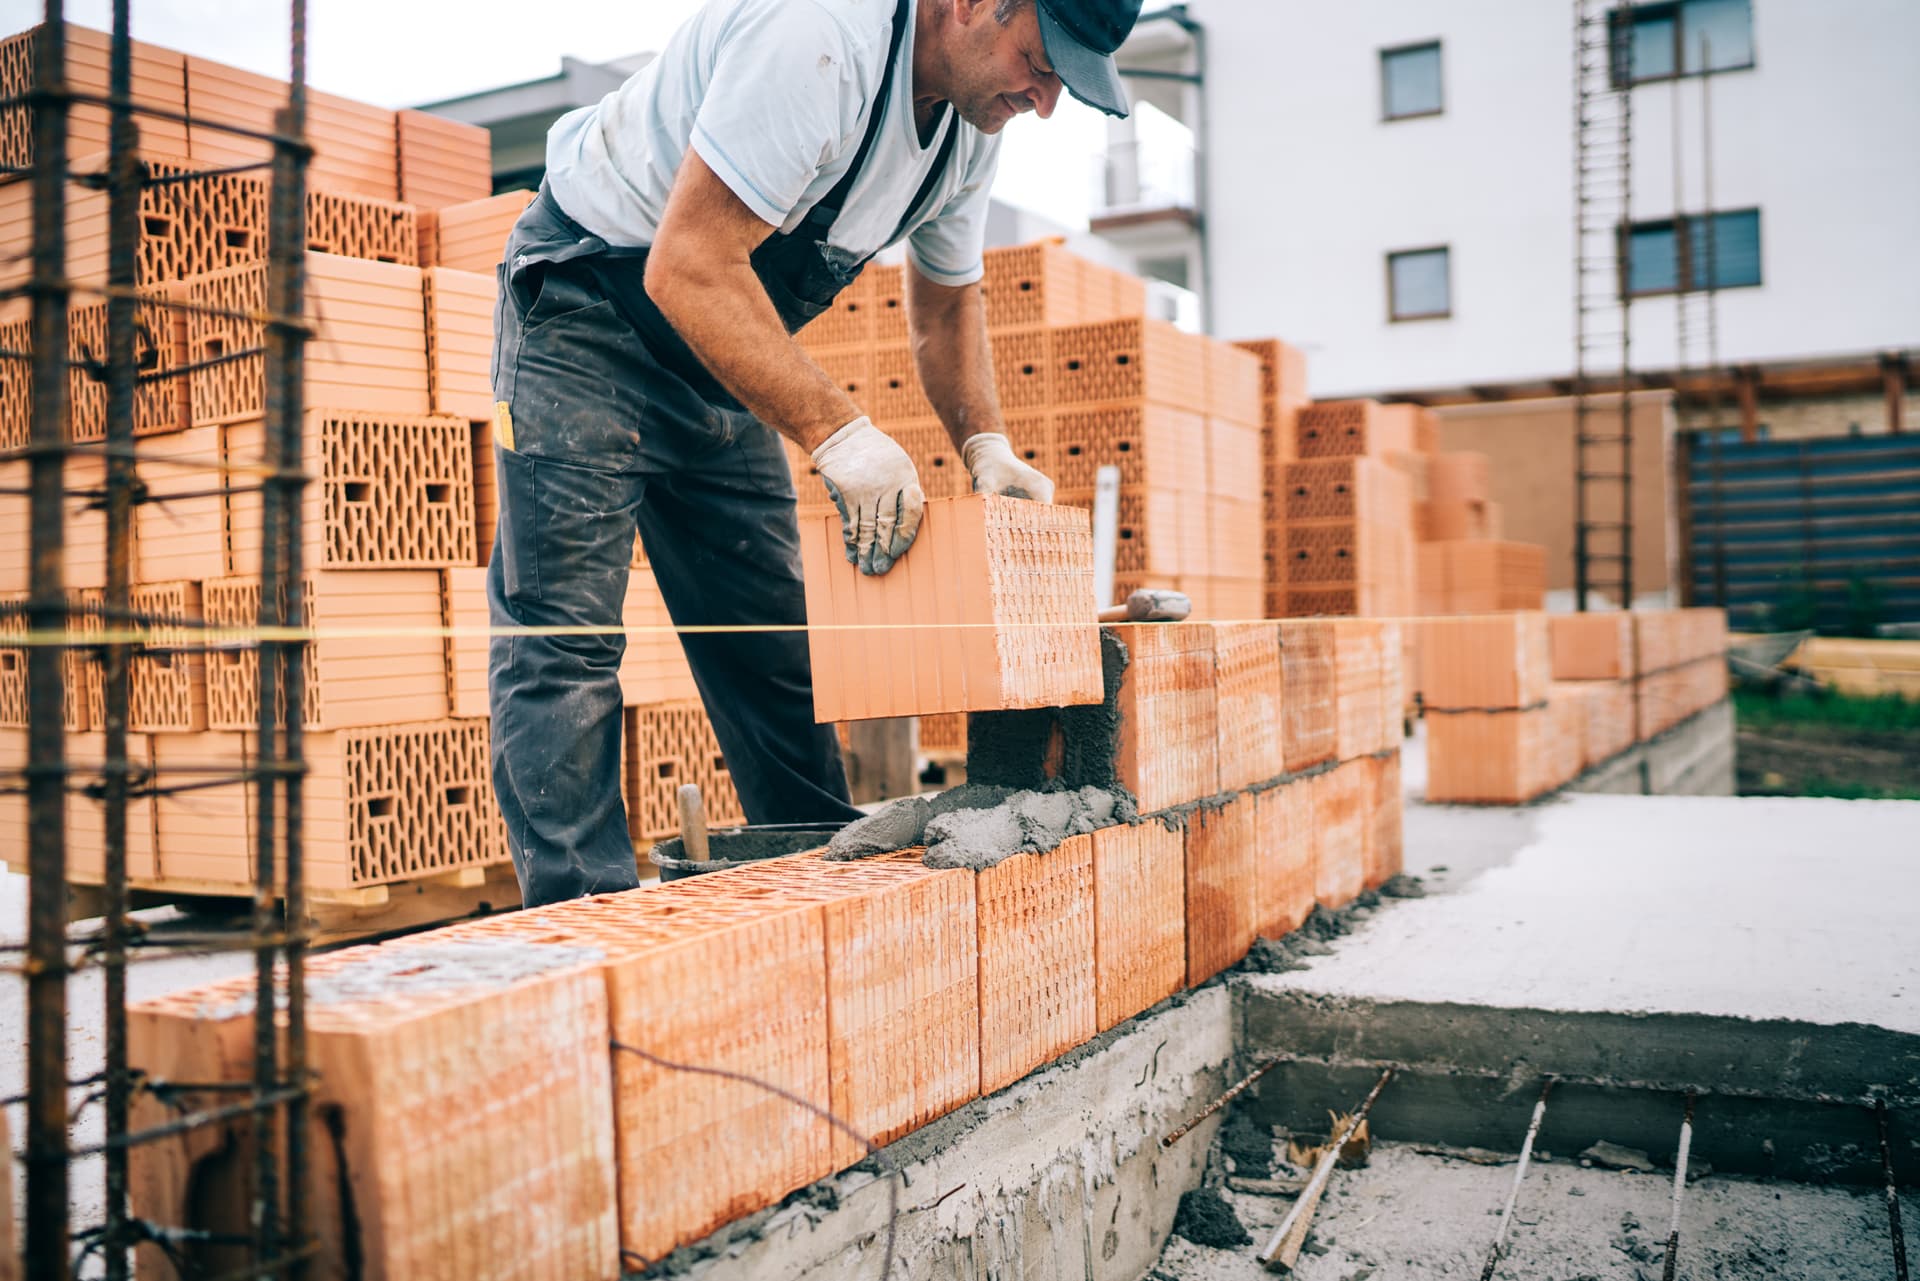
[1736,723,1920,800]
[1151,1136,1901,1281]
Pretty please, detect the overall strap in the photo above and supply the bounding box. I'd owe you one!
[889,109,958,245]
[797,0,912,240]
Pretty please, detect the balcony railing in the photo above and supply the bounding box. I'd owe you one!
[1091,136,1197,218]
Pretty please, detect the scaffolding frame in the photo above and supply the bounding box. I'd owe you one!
[4,1,315,1276]
[1572,0,1637,612]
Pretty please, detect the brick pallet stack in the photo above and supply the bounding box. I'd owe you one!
[129,500,1407,1275]
[1414,447,1547,615]
[0,22,736,897]
[1421,608,1729,804]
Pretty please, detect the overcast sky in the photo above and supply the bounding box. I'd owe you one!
[1,0,1106,226]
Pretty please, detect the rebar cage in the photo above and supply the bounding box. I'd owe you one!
[3,2,316,1276]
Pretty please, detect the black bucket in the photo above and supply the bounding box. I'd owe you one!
[648,822,847,882]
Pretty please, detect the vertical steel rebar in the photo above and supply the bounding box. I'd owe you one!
[1879,1100,1911,1281]
[1479,1077,1556,1280]
[25,6,74,1279]
[270,2,313,1272]
[99,3,141,1278]
[1659,1091,1696,1281]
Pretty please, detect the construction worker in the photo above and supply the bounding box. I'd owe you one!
[488,0,1145,906]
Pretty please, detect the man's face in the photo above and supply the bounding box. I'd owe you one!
[946,2,1066,134]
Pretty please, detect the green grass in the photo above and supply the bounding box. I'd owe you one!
[1733,687,1920,735]
[1788,776,1920,802]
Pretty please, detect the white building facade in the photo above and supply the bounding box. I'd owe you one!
[1099,0,1920,405]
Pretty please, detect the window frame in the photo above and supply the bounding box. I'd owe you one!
[1617,207,1763,299]
[1379,40,1445,122]
[1610,0,1756,87]
[1386,245,1453,323]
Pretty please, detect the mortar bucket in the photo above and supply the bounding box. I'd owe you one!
[648,822,846,881]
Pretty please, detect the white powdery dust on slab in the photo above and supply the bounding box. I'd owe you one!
[1276,793,1920,1034]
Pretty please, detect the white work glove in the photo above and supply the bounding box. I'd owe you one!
[962,432,1055,504]
[812,416,926,576]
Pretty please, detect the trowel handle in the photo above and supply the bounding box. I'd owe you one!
[677,784,710,862]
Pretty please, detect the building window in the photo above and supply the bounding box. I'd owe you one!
[1613,0,1754,84]
[1380,42,1443,120]
[1623,209,1761,297]
[1388,246,1451,321]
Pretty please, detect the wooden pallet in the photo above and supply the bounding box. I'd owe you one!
[49,860,528,946]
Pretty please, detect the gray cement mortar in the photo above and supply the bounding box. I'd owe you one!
[1150,1138,1900,1280]
[825,781,1139,869]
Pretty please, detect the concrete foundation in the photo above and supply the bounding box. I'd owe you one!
[647,987,1236,1281]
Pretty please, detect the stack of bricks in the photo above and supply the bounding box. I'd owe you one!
[792,238,1269,619]
[127,595,1407,1272]
[1422,608,1729,804]
[1412,449,1548,615]
[0,22,733,894]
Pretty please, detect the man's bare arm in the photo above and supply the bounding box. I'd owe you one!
[905,262,1003,451]
[645,149,857,452]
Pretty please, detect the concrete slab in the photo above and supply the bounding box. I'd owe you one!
[1302,792,1919,1034]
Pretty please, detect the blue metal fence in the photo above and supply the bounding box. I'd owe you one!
[1683,433,1920,631]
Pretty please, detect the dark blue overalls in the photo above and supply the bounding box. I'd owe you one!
[487,0,957,907]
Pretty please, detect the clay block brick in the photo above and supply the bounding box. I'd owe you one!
[423,266,497,421]
[1279,620,1337,772]
[1184,794,1257,984]
[1331,619,1386,760]
[867,263,908,343]
[1550,612,1636,681]
[1205,576,1264,621]
[1312,759,1367,909]
[1,26,189,169]
[624,701,745,846]
[1254,778,1315,938]
[148,731,250,884]
[885,419,969,499]
[1234,337,1310,471]
[203,572,445,729]
[441,566,490,718]
[1572,678,1637,764]
[0,591,99,732]
[59,731,159,882]
[665,851,980,1164]
[64,292,189,442]
[1207,416,1263,504]
[1417,613,1553,711]
[1426,452,1492,540]
[303,186,418,264]
[977,836,1096,1093]
[0,312,29,452]
[128,581,208,733]
[1426,707,1559,804]
[204,571,447,732]
[132,427,227,584]
[1296,400,1418,460]
[1282,458,1414,525]
[1091,821,1185,1030]
[917,710,967,757]
[1206,341,1263,427]
[180,254,429,427]
[618,568,701,708]
[188,56,401,198]
[797,271,874,350]
[226,409,477,574]
[800,494,1101,722]
[991,326,1052,410]
[1053,318,1207,409]
[1364,752,1403,888]
[1427,540,1547,614]
[980,239,1141,330]
[1056,484,1204,578]
[1547,693,1586,785]
[1379,620,1406,747]
[0,454,110,591]
[129,940,619,1281]
[299,719,508,890]
[396,108,494,209]
[428,189,535,273]
[1113,621,1219,811]
[1212,621,1284,791]
[870,344,934,422]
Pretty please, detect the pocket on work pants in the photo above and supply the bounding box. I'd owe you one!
[496,258,651,470]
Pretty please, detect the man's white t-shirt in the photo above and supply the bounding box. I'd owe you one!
[544,0,1002,287]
